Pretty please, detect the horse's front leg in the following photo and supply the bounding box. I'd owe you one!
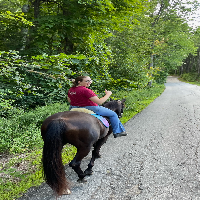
[84,150,96,176]
[84,134,110,176]
[93,129,112,159]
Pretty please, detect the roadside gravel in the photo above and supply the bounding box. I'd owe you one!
[19,76,200,200]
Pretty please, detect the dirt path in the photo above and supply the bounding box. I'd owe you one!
[166,76,181,82]
[19,77,200,200]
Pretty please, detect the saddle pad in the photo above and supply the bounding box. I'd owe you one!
[70,108,95,114]
[91,114,109,128]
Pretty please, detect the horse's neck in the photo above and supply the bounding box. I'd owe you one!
[103,102,117,112]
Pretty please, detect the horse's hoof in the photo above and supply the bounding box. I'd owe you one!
[69,162,75,167]
[63,189,71,195]
[77,178,87,183]
[95,154,101,159]
[84,169,93,175]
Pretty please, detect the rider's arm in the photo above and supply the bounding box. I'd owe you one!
[89,89,112,105]
[67,96,71,103]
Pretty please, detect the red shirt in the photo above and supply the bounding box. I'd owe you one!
[68,86,98,106]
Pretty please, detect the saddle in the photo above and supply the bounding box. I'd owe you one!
[70,108,109,128]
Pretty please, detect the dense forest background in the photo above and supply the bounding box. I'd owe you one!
[1,0,200,114]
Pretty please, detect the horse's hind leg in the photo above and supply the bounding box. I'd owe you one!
[69,147,91,181]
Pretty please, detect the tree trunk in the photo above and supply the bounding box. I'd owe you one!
[186,56,190,73]
[20,5,30,51]
[64,37,74,54]
[148,53,154,87]
[33,0,40,19]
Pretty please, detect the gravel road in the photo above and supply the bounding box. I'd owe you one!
[19,76,200,200]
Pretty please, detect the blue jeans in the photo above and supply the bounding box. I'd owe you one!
[69,105,125,134]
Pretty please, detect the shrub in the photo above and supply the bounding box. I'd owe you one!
[154,70,168,84]
[180,73,198,82]
[0,103,69,154]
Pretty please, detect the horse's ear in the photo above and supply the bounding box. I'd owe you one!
[121,99,126,103]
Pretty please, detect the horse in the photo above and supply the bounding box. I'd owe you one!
[41,99,126,197]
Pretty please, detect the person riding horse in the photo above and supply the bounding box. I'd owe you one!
[67,76,127,138]
[41,76,127,197]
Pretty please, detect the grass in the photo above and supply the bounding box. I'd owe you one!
[0,145,77,200]
[0,83,165,200]
[112,83,165,124]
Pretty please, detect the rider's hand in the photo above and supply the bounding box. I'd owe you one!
[105,89,112,96]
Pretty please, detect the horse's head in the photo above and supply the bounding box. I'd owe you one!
[103,98,126,118]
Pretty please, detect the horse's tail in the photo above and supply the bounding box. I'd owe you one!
[42,119,70,196]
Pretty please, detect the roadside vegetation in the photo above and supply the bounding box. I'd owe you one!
[179,73,200,86]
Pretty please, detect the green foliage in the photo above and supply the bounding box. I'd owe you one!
[179,73,200,86]
[0,0,24,12]
[0,103,69,154]
[0,11,33,26]
[142,0,198,73]
[0,91,16,116]
[0,11,33,51]
[20,0,145,56]
[180,72,200,82]
[0,50,114,111]
[154,70,168,84]
[1,0,198,108]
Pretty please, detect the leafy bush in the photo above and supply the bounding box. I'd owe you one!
[180,73,199,82]
[0,103,69,154]
[154,70,168,84]
[0,51,73,111]
[0,51,111,112]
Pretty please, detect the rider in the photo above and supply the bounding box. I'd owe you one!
[67,76,127,138]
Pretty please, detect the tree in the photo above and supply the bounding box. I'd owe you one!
[1,0,200,112]
[176,27,200,77]
[144,0,198,71]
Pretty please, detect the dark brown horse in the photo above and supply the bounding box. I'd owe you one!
[41,99,125,196]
